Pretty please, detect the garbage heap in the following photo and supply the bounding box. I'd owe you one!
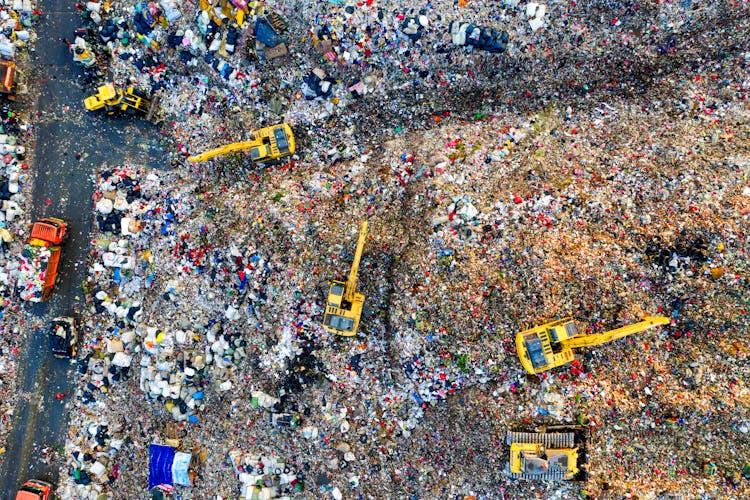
[54,0,750,498]
[228,449,306,498]
[84,0,291,90]
[0,0,38,61]
[61,419,128,496]
[64,165,322,494]
[15,242,50,301]
[73,0,548,156]
[0,0,44,451]
[0,120,31,298]
[61,108,750,499]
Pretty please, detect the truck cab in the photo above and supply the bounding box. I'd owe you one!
[16,479,53,500]
[49,317,78,358]
[30,217,67,244]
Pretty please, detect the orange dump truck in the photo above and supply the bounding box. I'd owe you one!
[17,218,67,302]
[16,479,53,499]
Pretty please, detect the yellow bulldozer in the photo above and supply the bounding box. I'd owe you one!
[322,221,369,337]
[507,429,581,481]
[84,83,161,122]
[187,123,295,163]
[516,315,669,374]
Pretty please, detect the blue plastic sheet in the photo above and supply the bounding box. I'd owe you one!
[172,452,192,486]
[255,18,282,47]
[149,444,175,489]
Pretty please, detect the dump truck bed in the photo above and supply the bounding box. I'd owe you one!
[18,244,60,302]
[20,219,66,301]
[42,246,61,300]
[0,60,15,95]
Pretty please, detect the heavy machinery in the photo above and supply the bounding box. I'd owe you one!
[84,83,161,121]
[516,315,669,374]
[507,429,580,481]
[187,123,295,163]
[322,221,368,337]
[0,60,17,100]
[18,218,67,302]
[15,479,53,499]
[49,317,78,358]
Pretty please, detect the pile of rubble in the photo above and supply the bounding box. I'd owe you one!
[3,0,748,498]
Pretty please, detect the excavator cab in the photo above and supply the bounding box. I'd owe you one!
[272,125,292,155]
[322,222,368,337]
[323,280,363,334]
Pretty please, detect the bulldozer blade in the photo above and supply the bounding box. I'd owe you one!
[506,431,575,448]
[507,470,567,481]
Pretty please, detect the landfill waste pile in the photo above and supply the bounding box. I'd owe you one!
[16,242,51,301]
[0,0,43,449]
[0,0,748,498]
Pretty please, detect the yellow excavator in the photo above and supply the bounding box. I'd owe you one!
[322,221,369,337]
[507,429,580,481]
[516,315,669,374]
[187,123,295,163]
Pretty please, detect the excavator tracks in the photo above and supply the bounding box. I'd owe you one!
[507,470,568,481]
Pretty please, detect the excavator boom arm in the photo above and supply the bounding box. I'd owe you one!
[187,140,261,163]
[344,221,368,302]
[562,316,670,349]
[187,124,295,163]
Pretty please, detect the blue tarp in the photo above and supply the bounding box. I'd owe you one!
[149,444,175,490]
[255,18,282,47]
